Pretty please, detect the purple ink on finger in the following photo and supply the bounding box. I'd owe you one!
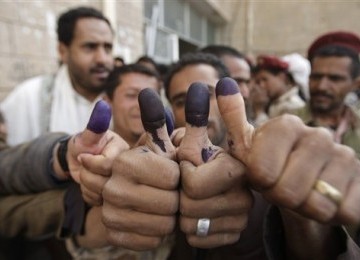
[87,100,111,134]
[215,77,240,97]
[165,107,175,136]
[138,88,166,152]
[185,82,209,127]
[201,147,218,162]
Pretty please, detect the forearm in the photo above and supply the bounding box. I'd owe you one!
[0,133,69,194]
[0,184,89,241]
[0,189,66,239]
[280,209,344,260]
[264,206,360,260]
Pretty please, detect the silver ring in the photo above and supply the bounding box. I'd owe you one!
[196,218,210,237]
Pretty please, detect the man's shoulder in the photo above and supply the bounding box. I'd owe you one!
[3,74,55,102]
[16,74,52,91]
[287,105,311,122]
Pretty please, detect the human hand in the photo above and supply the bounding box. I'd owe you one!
[177,83,253,248]
[216,77,360,224]
[102,89,180,250]
[67,100,129,205]
[75,206,108,249]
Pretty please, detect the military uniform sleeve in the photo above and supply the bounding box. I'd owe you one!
[0,189,66,239]
[0,184,88,240]
[0,133,70,194]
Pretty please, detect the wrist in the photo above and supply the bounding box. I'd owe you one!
[53,136,71,181]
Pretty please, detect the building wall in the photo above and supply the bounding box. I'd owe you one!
[227,1,360,58]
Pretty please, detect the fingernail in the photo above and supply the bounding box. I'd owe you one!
[215,77,240,97]
[165,107,175,136]
[139,88,166,152]
[87,100,111,134]
[185,82,209,127]
[139,88,165,132]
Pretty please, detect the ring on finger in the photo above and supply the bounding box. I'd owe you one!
[196,218,210,237]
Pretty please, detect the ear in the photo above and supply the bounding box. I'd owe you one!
[353,76,360,91]
[58,42,69,64]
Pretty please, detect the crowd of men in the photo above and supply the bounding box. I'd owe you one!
[0,5,360,260]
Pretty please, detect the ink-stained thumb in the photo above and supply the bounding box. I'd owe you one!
[165,106,175,136]
[80,100,112,147]
[178,82,218,166]
[139,88,175,158]
[216,77,254,163]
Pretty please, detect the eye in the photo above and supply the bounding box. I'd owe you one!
[104,43,113,53]
[309,74,322,81]
[328,75,347,82]
[83,43,97,51]
[173,99,185,109]
[125,92,138,99]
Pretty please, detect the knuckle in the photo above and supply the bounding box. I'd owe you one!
[333,143,357,162]
[276,114,304,129]
[267,185,303,208]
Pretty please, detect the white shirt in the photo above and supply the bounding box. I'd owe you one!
[1,65,102,146]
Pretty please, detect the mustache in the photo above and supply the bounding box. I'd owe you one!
[90,65,111,73]
[310,91,333,99]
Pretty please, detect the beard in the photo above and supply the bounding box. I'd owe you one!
[310,91,342,114]
[68,63,112,95]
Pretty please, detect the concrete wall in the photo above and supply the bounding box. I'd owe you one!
[226,1,360,58]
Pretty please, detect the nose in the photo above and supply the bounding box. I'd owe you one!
[316,76,330,91]
[94,47,110,64]
[239,84,250,99]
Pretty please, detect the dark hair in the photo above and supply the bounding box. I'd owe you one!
[105,64,161,99]
[114,56,124,63]
[57,6,112,46]
[199,45,253,68]
[310,45,360,79]
[136,56,158,71]
[199,45,246,59]
[164,52,230,99]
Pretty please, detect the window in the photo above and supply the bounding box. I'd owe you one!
[144,0,216,63]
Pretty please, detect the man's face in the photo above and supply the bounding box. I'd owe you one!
[168,64,226,146]
[221,55,251,99]
[254,70,287,101]
[60,18,114,98]
[309,56,355,114]
[109,72,160,144]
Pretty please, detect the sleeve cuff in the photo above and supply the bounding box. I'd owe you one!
[59,183,89,238]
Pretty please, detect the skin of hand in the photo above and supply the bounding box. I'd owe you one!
[216,77,360,225]
[75,206,109,248]
[176,82,253,249]
[102,88,180,250]
[66,100,129,206]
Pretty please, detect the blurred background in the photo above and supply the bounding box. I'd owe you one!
[0,0,359,100]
